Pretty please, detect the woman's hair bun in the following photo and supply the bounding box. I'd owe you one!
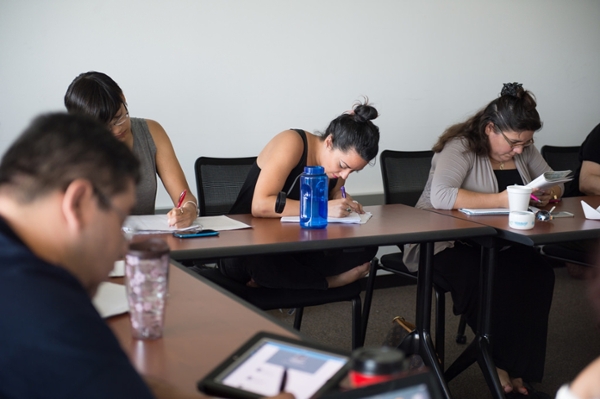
[352,101,378,123]
[501,82,524,98]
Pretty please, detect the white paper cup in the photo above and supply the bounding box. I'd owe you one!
[507,185,532,212]
[509,211,535,230]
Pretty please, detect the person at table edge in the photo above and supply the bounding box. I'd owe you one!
[0,112,294,399]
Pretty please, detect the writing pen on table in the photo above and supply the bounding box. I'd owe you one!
[279,368,288,393]
[176,190,187,213]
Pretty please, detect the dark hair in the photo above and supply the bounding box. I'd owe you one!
[64,71,124,124]
[432,83,542,155]
[0,113,140,207]
[321,99,380,162]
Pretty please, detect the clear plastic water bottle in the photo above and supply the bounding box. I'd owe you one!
[300,166,328,229]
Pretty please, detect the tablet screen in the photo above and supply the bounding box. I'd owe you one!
[215,337,349,399]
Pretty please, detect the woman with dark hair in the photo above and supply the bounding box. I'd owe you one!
[222,100,380,290]
[404,83,561,398]
[64,71,197,228]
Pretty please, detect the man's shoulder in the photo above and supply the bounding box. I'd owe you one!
[0,255,154,398]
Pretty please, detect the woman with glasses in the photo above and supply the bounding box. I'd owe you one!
[404,83,561,398]
[64,71,197,228]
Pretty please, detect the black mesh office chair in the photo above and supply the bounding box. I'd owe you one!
[192,156,377,349]
[371,150,467,366]
[540,145,581,198]
[194,156,258,216]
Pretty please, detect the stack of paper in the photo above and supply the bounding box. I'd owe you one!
[280,212,373,224]
[526,170,573,190]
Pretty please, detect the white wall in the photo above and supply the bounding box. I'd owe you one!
[1,0,599,208]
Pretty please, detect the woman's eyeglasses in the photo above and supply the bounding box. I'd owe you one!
[499,130,534,149]
[110,105,129,128]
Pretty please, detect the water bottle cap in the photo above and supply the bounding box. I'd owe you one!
[350,347,407,375]
[303,166,325,175]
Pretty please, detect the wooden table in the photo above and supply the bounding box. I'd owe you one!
[160,204,494,261]
[107,263,298,397]
[141,204,496,399]
[431,196,600,399]
[437,196,600,246]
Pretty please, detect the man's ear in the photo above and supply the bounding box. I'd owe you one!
[62,179,95,233]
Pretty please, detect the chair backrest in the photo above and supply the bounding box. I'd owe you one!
[540,145,581,173]
[194,156,257,216]
[380,150,434,206]
[540,145,581,197]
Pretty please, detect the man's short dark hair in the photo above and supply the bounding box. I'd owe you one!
[0,112,140,205]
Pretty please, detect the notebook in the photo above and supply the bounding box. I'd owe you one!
[280,212,373,224]
[458,208,510,216]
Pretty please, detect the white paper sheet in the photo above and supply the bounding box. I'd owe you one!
[526,170,573,190]
[581,200,600,220]
[194,215,252,231]
[108,260,125,277]
[280,212,372,224]
[123,214,250,234]
[92,281,129,318]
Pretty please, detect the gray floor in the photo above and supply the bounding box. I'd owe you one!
[266,266,600,399]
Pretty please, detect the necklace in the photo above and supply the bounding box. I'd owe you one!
[491,158,504,170]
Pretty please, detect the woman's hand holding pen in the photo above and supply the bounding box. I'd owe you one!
[167,189,198,228]
[330,186,364,217]
[529,187,559,208]
[167,204,197,228]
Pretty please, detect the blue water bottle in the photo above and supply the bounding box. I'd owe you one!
[300,166,328,229]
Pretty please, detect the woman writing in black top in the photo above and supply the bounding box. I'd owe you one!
[223,100,380,290]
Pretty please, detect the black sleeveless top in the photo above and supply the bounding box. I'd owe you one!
[229,129,338,215]
[493,169,523,191]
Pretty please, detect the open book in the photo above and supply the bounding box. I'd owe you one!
[526,170,573,190]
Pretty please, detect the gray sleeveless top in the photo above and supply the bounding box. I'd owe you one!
[130,118,157,215]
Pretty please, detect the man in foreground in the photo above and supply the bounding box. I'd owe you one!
[0,113,295,399]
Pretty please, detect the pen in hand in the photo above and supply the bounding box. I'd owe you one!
[176,190,187,214]
[340,186,353,214]
[530,194,541,203]
[279,368,288,393]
